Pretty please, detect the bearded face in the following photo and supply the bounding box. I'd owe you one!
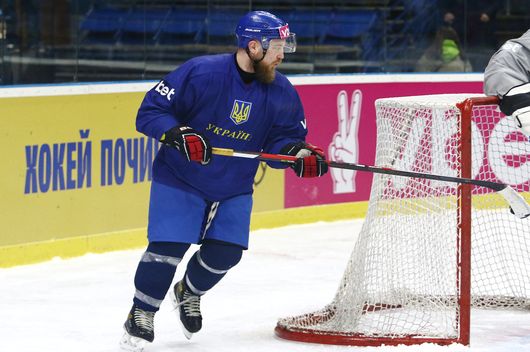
[249,39,286,84]
[253,59,277,84]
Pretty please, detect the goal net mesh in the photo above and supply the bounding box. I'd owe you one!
[276,94,530,344]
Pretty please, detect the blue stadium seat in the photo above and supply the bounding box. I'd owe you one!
[157,8,206,44]
[324,10,379,45]
[289,9,332,44]
[80,6,128,44]
[120,8,170,44]
[270,9,294,24]
[204,9,246,45]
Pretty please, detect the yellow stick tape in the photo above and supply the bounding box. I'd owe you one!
[212,147,234,156]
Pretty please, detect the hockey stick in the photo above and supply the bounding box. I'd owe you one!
[212,147,530,219]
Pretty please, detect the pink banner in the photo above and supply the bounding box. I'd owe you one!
[285,80,483,208]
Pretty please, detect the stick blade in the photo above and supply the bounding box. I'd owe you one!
[498,186,530,219]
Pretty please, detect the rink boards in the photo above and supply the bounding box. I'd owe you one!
[0,73,484,266]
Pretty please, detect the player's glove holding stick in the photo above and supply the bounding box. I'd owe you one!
[161,126,212,165]
[280,142,329,178]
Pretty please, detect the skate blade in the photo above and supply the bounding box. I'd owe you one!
[181,326,194,340]
[120,331,149,351]
[170,289,194,340]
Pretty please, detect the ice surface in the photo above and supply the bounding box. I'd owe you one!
[1,219,530,352]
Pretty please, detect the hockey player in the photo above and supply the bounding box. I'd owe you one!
[484,29,530,137]
[120,10,328,351]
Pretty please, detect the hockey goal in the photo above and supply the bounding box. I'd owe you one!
[275,94,530,346]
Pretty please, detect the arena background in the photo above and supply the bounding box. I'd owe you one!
[2,0,527,267]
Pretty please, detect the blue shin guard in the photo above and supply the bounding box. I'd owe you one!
[133,242,190,311]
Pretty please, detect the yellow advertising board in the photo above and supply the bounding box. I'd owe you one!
[1,92,149,246]
[0,83,287,266]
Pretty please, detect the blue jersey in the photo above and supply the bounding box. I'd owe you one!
[136,54,307,201]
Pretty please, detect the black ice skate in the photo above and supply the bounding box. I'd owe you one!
[120,305,155,351]
[171,279,202,339]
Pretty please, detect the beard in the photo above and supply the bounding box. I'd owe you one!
[253,60,277,84]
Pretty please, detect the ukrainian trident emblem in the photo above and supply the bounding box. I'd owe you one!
[229,100,252,125]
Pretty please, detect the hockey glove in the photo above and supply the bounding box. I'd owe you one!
[499,83,530,137]
[161,126,212,165]
[512,106,530,137]
[280,142,329,178]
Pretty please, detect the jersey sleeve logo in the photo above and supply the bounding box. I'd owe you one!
[229,100,252,125]
[154,80,175,101]
[501,41,522,53]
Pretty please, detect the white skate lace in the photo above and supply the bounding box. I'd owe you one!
[182,291,201,317]
[134,309,155,333]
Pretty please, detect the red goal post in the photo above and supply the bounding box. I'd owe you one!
[275,94,530,347]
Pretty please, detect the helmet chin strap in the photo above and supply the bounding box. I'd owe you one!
[246,45,266,64]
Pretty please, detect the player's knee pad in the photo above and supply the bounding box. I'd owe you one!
[199,240,244,271]
[183,241,244,294]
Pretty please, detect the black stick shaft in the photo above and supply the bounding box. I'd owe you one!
[211,147,507,192]
[326,161,506,192]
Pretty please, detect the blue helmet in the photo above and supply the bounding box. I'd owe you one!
[235,11,296,53]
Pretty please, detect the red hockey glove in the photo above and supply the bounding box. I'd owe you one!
[161,126,212,165]
[280,142,329,178]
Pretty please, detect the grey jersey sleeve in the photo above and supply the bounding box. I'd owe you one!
[484,29,530,97]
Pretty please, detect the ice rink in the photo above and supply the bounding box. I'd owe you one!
[2,219,530,352]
